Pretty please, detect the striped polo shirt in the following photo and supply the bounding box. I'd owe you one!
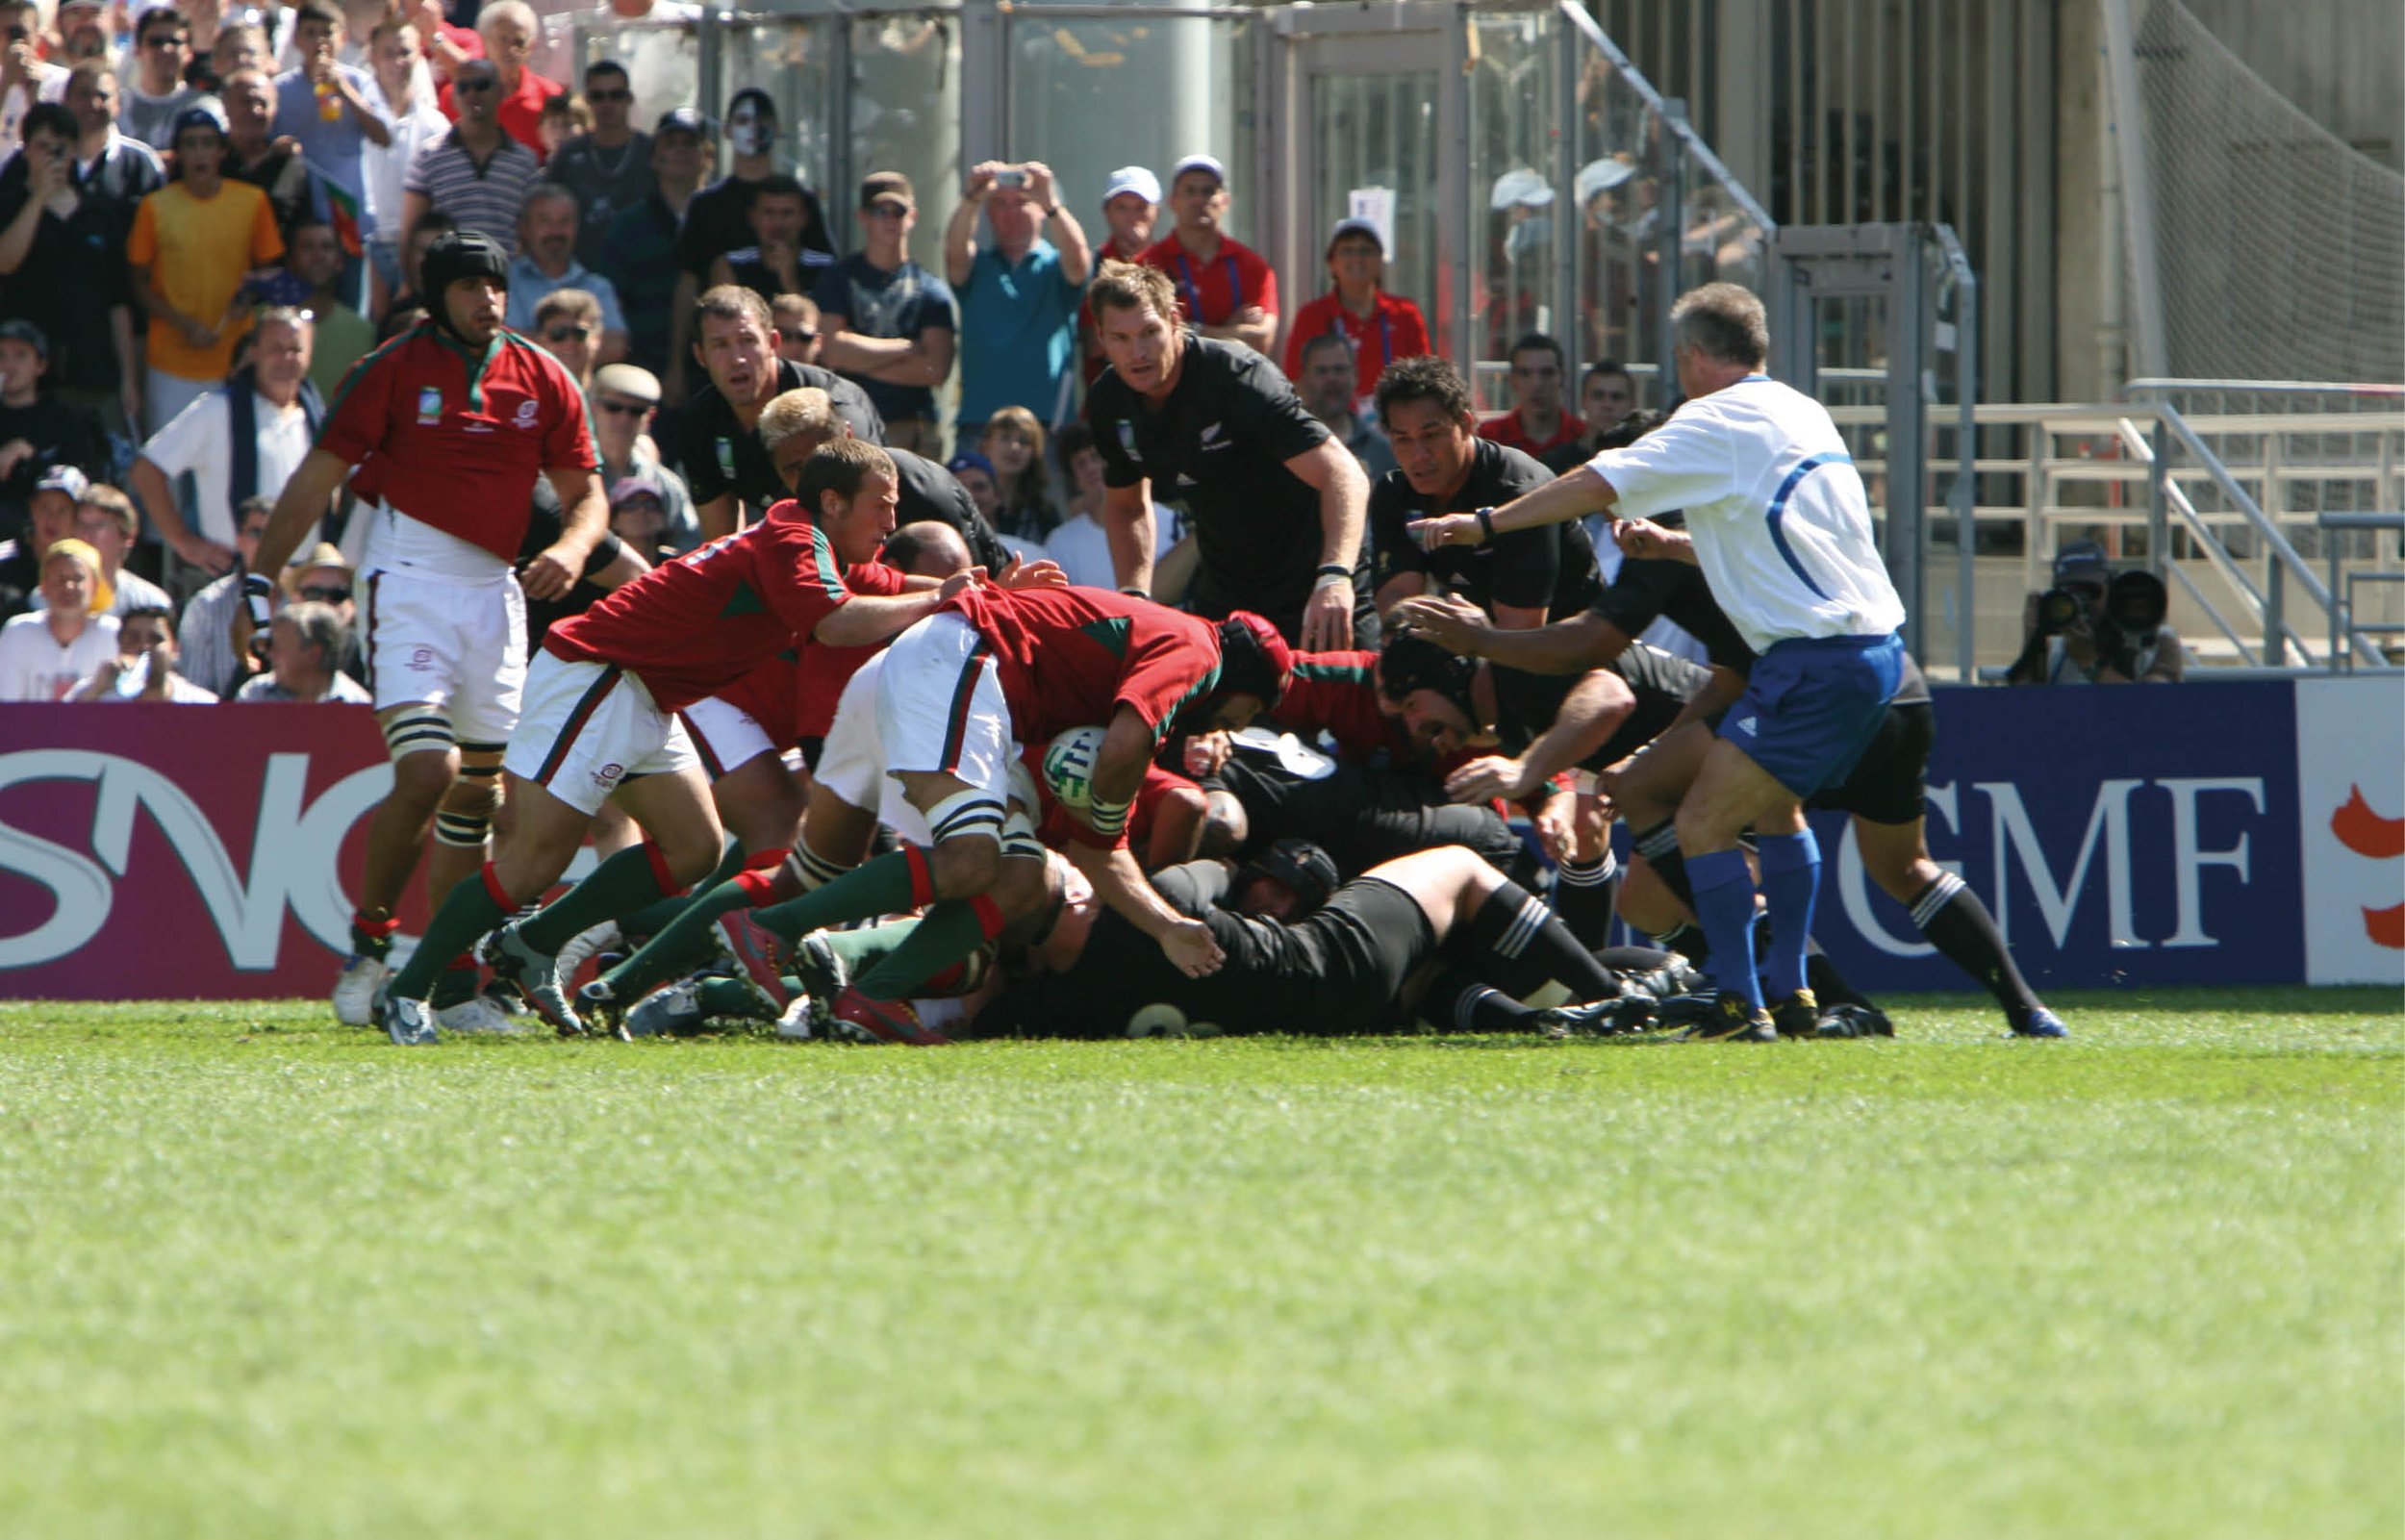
[402,128,541,255]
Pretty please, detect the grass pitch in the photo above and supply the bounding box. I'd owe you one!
[1,989,2397,1539]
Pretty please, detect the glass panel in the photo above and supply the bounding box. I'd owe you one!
[1305,70,1440,351]
[1004,13,1259,246]
[720,18,840,196]
[1465,10,1563,413]
[1676,144,1772,300]
[1812,292,1892,546]
[1571,54,1660,400]
[848,13,962,271]
[565,16,700,125]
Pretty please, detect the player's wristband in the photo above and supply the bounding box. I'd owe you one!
[241,571,275,629]
[1475,506,1497,543]
[1312,563,1352,589]
[1119,585,1150,598]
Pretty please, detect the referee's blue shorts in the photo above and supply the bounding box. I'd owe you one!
[1718,632,1905,798]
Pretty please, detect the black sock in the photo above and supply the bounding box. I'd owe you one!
[1652,921,1711,968]
[1551,847,1621,949]
[1805,945,1873,1010]
[1633,820,1693,908]
[1911,871,2043,1027]
[1430,966,1544,1031]
[1456,877,1621,1001]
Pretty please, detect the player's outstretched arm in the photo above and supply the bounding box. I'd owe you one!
[1063,705,1227,977]
[812,588,947,648]
[1410,465,1618,551]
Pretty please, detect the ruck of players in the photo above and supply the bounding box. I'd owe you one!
[284,230,2063,1048]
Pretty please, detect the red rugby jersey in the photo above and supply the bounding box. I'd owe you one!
[320,322,595,559]
[1268,649,1413,765]
[543,508,850,713]
[944,585,1221,746]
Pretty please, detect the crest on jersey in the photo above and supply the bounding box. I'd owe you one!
[716,436,736,477]
[416,387,442,424]
[514,398,540,430]
[1116,420,1141,463]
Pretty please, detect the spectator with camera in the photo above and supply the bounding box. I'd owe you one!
[2007,541,2185,685]
[943,159,1090,443]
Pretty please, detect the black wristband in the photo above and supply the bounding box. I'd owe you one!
[1475,507,1497,542]
[1314,563,1351,581]
[241,570,275,628]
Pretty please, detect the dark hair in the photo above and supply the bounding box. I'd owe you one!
[20,102,76,143]
[751,173,807,204]
[122,603,173,627]
[1585,358,1633,386]
[1298,331,1354,368]
[796,438,896,514]
[1374,353,1476,429]
[1052,421,1096,462]
[695,283,773,337]
[235,494,274,525]
[1507,333,1565,370]
[410,209,457,242]
[292,1,342,31]
[134,5,184,42]
[1595,407,1669,451]
[583,59,628,85]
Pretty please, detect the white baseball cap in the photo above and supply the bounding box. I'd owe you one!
[1169,153,1227,189]
[1101,165,1160,207]
[1489,167,1557,211]
[1575,157,1638,206]
[1326,216,1384,254]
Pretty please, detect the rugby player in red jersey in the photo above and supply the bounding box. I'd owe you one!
[655,587,1295,1042]
[376,440,975,1044]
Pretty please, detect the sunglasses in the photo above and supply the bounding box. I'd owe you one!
[455,76,497,93]
[586,88,630,102]
[784,328,818,343]
[145,34,188,49]
[300,584,351,602]
[595,396,646,417]
[544,324,593,342]
[864,203,910,218]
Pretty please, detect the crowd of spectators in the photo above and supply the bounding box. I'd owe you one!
[3,0,2129,711]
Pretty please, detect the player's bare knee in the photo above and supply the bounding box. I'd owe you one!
[388,750,460,812]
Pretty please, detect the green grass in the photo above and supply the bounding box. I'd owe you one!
[1,989,2398,1539]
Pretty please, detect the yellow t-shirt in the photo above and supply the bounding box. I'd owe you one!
[125,180,286,383]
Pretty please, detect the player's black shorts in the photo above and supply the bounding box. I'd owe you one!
[1277,876,1437,1034]
[1808,699,1932,825]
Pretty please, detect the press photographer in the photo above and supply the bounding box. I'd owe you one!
[2007,540,2186,685]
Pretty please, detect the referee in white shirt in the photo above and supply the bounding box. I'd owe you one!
[1411,282,1905,1043]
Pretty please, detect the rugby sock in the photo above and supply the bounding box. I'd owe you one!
[1456,877,1621,1002]
[695,976,777,1022]
[1910,871,2045,1027]
[390,865,514,1000]
[1633,821,1693,907]
[851,895,1007,1002]
[749,846,936,942]
[1652,920,1711,966]
[1685,847,1763,1009]
[598,850,792,1001]
[349,910,399,960]
[1551,848,1621,949]
[516,842,677,956]
[1754,829,1820,1002]
[1805,947,1875,1011]
[428,956,479,1009]
[1431,966,1544,1032]
[620,845,744,939]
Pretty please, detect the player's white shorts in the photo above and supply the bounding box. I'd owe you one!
[359,563,527,748]
[678,692,777,779]
[818,622,1022,846]
[503,652,701,816]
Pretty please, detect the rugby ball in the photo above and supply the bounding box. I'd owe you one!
[1043,724,1107,812]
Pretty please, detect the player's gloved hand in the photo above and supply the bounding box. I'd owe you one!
[1300,576,1353,651]
[1387,592,1486,652]
[1156,918,1225,978]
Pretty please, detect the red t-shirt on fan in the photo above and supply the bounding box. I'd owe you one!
[544,505,851,713]
[1138,233,1278,331]
[944,585,1222,746]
